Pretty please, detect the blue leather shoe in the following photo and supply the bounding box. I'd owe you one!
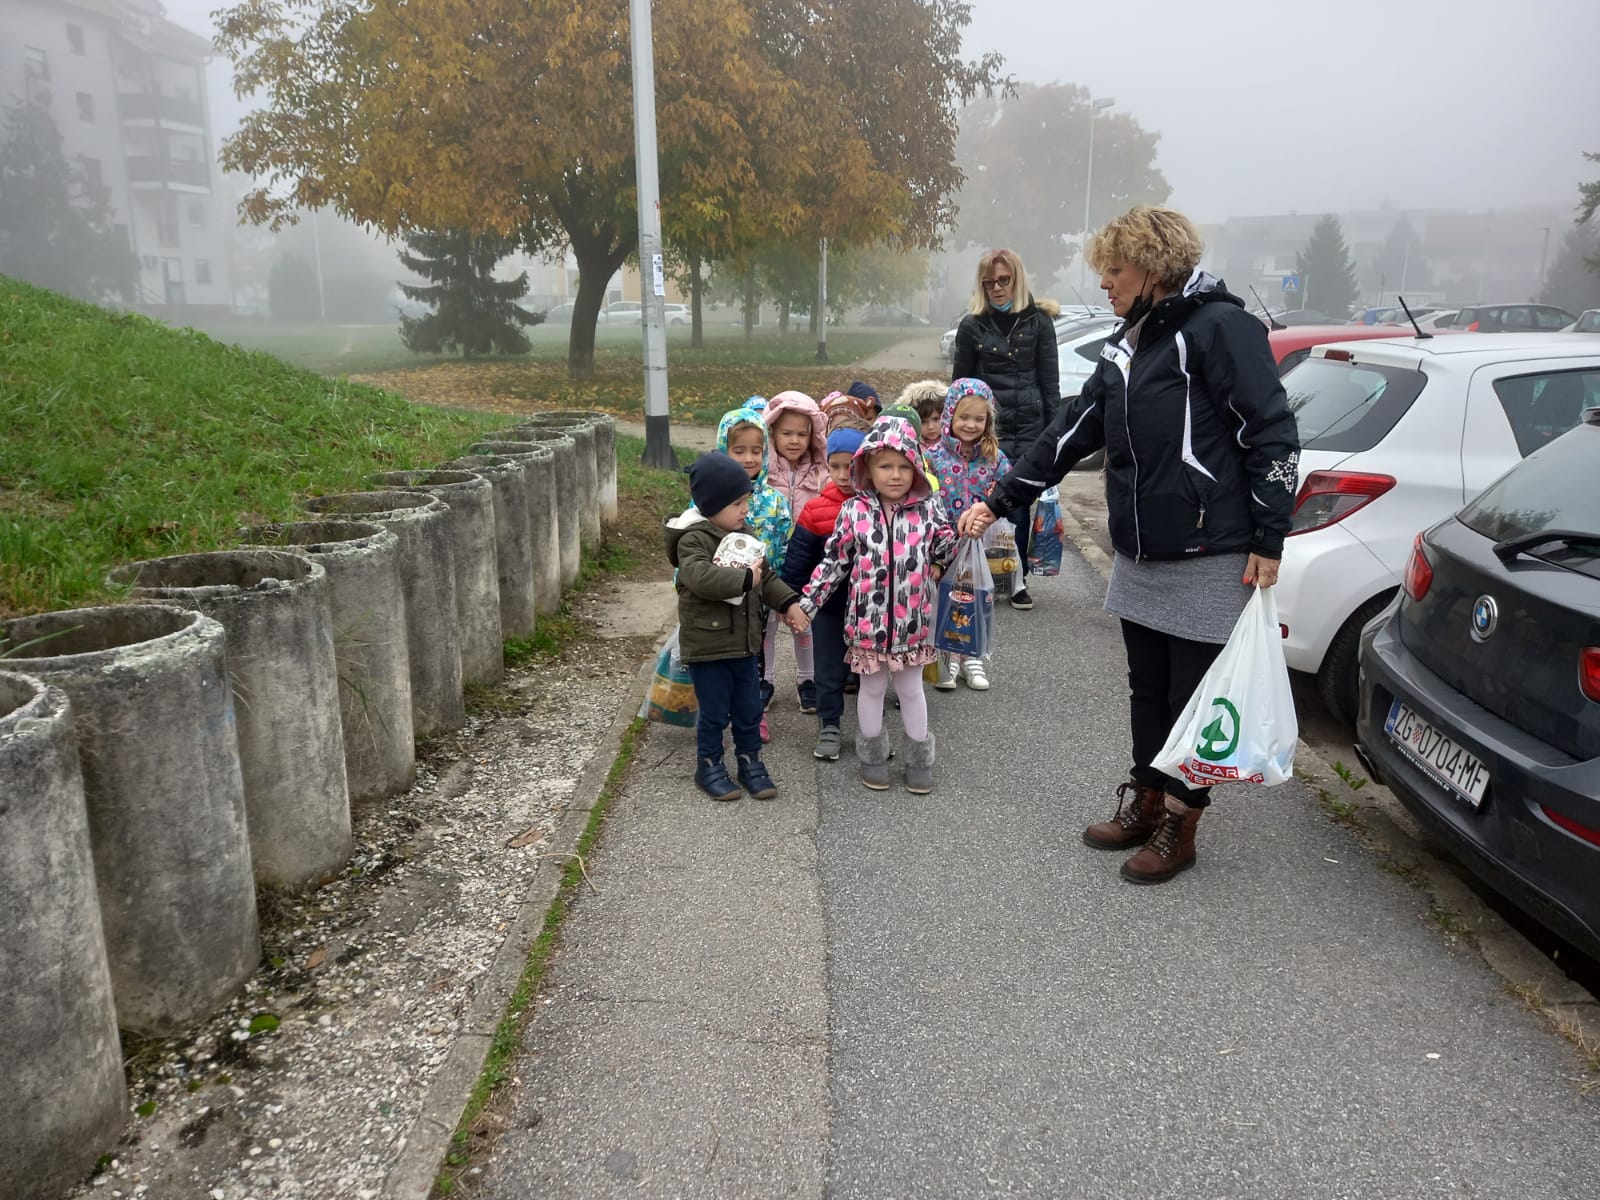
[694,756,741,802]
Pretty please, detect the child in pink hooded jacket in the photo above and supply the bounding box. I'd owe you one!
[762,390,828,714]
[798,413,957,794]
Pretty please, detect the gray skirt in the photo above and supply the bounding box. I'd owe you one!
[1104,551,1252,645]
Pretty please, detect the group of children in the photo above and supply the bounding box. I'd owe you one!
[665,376,1014,801]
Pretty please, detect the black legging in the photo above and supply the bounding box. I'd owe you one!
[1122,619,1226,805]
[999,498,1033,581]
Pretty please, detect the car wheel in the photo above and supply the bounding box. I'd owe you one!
[1317,592,1395,728]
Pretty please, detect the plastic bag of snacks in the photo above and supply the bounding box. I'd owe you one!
[934,538,995,659]
[1029,487,1065,577]
[982,518,1022,598]
[712,531,767,606]
[638,626,697,726]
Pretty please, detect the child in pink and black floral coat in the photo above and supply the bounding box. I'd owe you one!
[798,413,957,794]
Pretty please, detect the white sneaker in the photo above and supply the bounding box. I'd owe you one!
[934,653,959,691]
[961,658,990,690]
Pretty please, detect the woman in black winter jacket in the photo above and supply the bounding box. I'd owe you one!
[959,206,1300,886]
[950,247,1060,611]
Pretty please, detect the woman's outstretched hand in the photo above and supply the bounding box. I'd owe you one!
[1242,554,1280,588]
[957,501,994,539]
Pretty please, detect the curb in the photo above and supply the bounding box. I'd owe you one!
[382,649,660,1199]
[1055,492,1600,1061]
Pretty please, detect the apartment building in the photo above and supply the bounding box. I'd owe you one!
[0,0,230,311]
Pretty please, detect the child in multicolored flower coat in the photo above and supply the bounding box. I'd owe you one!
[797,414,957,794]
[927,377,1011,693]
[762,390,829,715]
[717,404,794,741]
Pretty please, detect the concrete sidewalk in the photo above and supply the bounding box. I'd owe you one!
[474,544,1600,1199]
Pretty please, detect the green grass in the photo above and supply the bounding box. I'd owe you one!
[0,278,504,616]
[434,716,645,1197]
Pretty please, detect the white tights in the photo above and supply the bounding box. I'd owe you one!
[856,666,929,741]
[763,612,814,684]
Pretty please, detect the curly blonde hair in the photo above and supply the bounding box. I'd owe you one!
[968,248,1032,316]
[1086,206,1205,289]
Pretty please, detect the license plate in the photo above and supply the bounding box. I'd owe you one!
[1385,699,1490,808]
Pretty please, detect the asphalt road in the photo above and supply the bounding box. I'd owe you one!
[475,539,1600,1199]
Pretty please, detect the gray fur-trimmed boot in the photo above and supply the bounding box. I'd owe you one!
[902,732,936,794]
[856,730,892,791]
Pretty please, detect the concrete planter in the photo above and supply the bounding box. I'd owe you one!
[470,439,571,600]
[109,550,351,891]
[509,420,599,551]
[519,410,618,524]
[0,605,259,1035]
[0,671,126,1198]
[440,456,538,638]
[303,491,465,739]
[239,521,414,803]
[372,470,503,687]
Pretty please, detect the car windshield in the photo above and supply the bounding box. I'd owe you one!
[1458,420,1600,575]
[1280,356,1428,452]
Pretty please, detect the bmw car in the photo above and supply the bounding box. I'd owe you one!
[1355,407,1600,957]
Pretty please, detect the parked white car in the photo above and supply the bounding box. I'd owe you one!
[1276,333,1600,723]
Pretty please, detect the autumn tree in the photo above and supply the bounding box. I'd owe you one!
[1365,215,1432,297]
[952,84,1170,291]
[0,100,136,302]
[398,230,540,357]
[1296,215,1360,318]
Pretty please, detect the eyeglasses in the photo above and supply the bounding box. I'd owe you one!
[981,275,1013,290]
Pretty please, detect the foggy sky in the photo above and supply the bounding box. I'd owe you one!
[166,0,1600,225]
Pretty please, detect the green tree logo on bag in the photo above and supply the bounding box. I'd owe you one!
[1195,698,1240,762]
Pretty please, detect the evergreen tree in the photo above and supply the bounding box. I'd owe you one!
[1539,220,1600,315]
[268,252,320,322]
[396,230,540,357]
[1295,215,1360,318]
[1374,216,1431,295]
[0,100,136,301]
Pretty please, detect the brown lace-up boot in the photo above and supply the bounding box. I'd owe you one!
[1120,802,1203,884]
[1082,780,1165,850]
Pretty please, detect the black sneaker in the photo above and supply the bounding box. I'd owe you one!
[1009,587,1034,611]
[843,672,860,695]
[759,679,776,710]
[797,680,818,714]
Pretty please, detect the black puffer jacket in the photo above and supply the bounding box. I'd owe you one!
[951,297,1061,461]
[987,273,1300,562]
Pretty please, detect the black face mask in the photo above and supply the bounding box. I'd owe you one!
[1121,277,1159,326]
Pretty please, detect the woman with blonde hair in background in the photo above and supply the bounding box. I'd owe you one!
[950,247,1060,611]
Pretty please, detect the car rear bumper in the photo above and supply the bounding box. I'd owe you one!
[1356,614,1600,960]
[1278,525,1393,673]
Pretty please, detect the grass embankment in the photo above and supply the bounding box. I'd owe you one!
[349,326,932,426]
[0,279,504,617]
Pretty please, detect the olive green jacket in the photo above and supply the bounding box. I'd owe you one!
[664,509,798,663]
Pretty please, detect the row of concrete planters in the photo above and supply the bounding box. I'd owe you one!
[0,605,260,1036]
[519,411,619,525]
[0,671,127,1198]
[470,440,568,603]
[303,491,466,739]
[107,549,352,892]
[441,454,539,635]
[516,421,599,551]
[239,520,415,803]
[372,469,504,686]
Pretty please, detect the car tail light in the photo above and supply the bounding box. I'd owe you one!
[1581,648,1600,703]
[1321,348,1353,362]
[1542,804,1600,849]
[1403,534,1434,603]
[1290,471,1396,535]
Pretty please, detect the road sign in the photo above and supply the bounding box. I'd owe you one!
[1281,274,1300,294]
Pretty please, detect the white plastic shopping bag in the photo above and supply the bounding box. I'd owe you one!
[982,518,1022,598]
[1152,588,1297,787]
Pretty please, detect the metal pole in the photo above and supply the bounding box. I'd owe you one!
[816,237,829,363]
[629,0,675,469]
[1078,97,1114,292]
[1536,226,1551,300]
[310,209,326,320]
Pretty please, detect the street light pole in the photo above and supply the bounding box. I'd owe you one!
[1536,226,1551,301]
[1078,96,1114,292]
[629,0,675,469]
[816,237,829,363]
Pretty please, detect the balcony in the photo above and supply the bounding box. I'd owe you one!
[119,92,205,129]
[125,156,211,190]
